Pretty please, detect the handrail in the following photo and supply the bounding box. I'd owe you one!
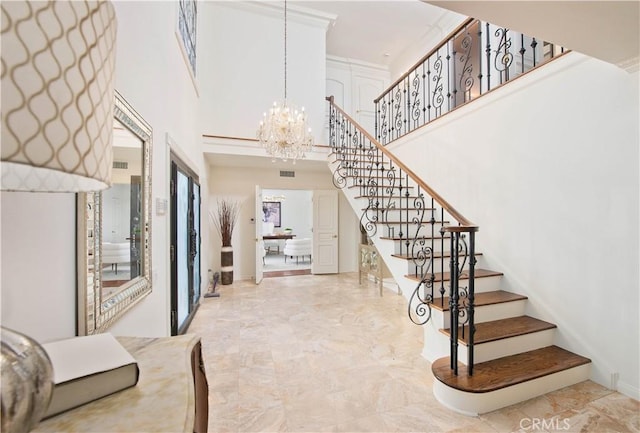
[326,96,477,231]
[374,17,567,145]
[327,95,478,374]
[374,17,475,103]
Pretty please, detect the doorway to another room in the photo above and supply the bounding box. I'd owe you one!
[261,188,312,278]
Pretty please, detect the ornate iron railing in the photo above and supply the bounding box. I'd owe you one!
[327,96,478,375]
[375,18,566,145]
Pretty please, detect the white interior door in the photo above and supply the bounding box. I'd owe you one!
[255,185,264,284]
[312,190,339,274]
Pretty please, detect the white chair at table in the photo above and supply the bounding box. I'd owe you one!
[283,238,312,264]
[262,221,279,254]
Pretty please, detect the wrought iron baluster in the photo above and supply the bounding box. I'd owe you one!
[410,69,421,133]
[421,62,427,126]
[495,27,513,84]
[404,75,409,136]
[452,43,457,109]
[458,25,474,104]
[449,232,460,375]
[485,22,491,91]
[531,38,538,67]
[439,207,446,307]
[446,42,452,112]
[520,33,526,74]
[432,52,444,118]
[374,100,379,143]
[467,230,476,375]
[426,57,432,122]
[477,24,483,95]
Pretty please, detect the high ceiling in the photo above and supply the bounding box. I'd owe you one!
[206,0,639,170]
[287,1,638,71]
[293,0,464,67]
[427,1,639,70]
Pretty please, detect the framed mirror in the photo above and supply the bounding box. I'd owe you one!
[77,91,152,335]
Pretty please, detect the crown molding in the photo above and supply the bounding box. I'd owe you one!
[216,1,336,30]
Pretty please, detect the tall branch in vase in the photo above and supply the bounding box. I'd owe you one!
[210,199,241,285]
[211,199,241,246]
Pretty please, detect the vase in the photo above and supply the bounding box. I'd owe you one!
[1,327,54,433]
[221,246,233,285]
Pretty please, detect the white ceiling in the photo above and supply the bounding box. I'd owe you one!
[426,1,639,69]
[293,0,462,67]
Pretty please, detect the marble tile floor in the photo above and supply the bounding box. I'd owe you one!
[187,273,639,433]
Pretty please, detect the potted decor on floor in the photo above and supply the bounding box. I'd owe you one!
[210,199,241,285]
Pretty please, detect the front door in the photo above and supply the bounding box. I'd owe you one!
[170,153,201,335]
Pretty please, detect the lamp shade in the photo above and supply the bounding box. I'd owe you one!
[1,1,117,192]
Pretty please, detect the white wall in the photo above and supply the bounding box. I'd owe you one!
[326,56,390,137]
[390,53,640,398]
[0,2,209,340]
[208,163,358,280]
[0,193,76,342]
[107,1,208,337]
[388,10,466,83]
[199,2,328,143]
[262,189,313,239]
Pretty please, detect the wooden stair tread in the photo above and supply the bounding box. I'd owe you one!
[379,220,450,225]
[362,207,434,211]
[380,235,450,241]
[405,268,503,284]
[348,184,414,189]
[392,251,482,260]
[430,290,525,312]
[355,195,422,199]
[441,316,557,345]
[432,345,591,393]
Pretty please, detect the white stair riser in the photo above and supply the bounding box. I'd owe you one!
[400,256,482,276]
[455,329,556,364]
[441,299,527,329]
[432,364,591,415]
[400,276,504,322]
[422,317,451,362]
[388,239,451,254]
[375,223,447,239]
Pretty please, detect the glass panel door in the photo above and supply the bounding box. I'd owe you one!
[170,154,201,335]
[192,183,201,305]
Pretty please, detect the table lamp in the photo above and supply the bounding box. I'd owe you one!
[1,1,117,432]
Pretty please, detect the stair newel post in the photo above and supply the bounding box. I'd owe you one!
[439,207,446,307]
[468,229,477,376]
[449,231,460,375]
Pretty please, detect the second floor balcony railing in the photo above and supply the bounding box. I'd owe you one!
[375,18,566,145]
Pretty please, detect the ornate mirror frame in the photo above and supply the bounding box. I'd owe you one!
[77,90,152,335]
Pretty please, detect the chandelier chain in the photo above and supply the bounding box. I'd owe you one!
[256,0,313,163]
[284,0,287,100]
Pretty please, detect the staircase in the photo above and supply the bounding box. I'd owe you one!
[326,97,591,415]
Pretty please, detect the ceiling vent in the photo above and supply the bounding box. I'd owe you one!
[279,170,295,178]
[113,161,128,169]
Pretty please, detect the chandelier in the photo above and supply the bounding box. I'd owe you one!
[257,0,313,163]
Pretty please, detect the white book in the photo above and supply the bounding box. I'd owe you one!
[42,333,139,418]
